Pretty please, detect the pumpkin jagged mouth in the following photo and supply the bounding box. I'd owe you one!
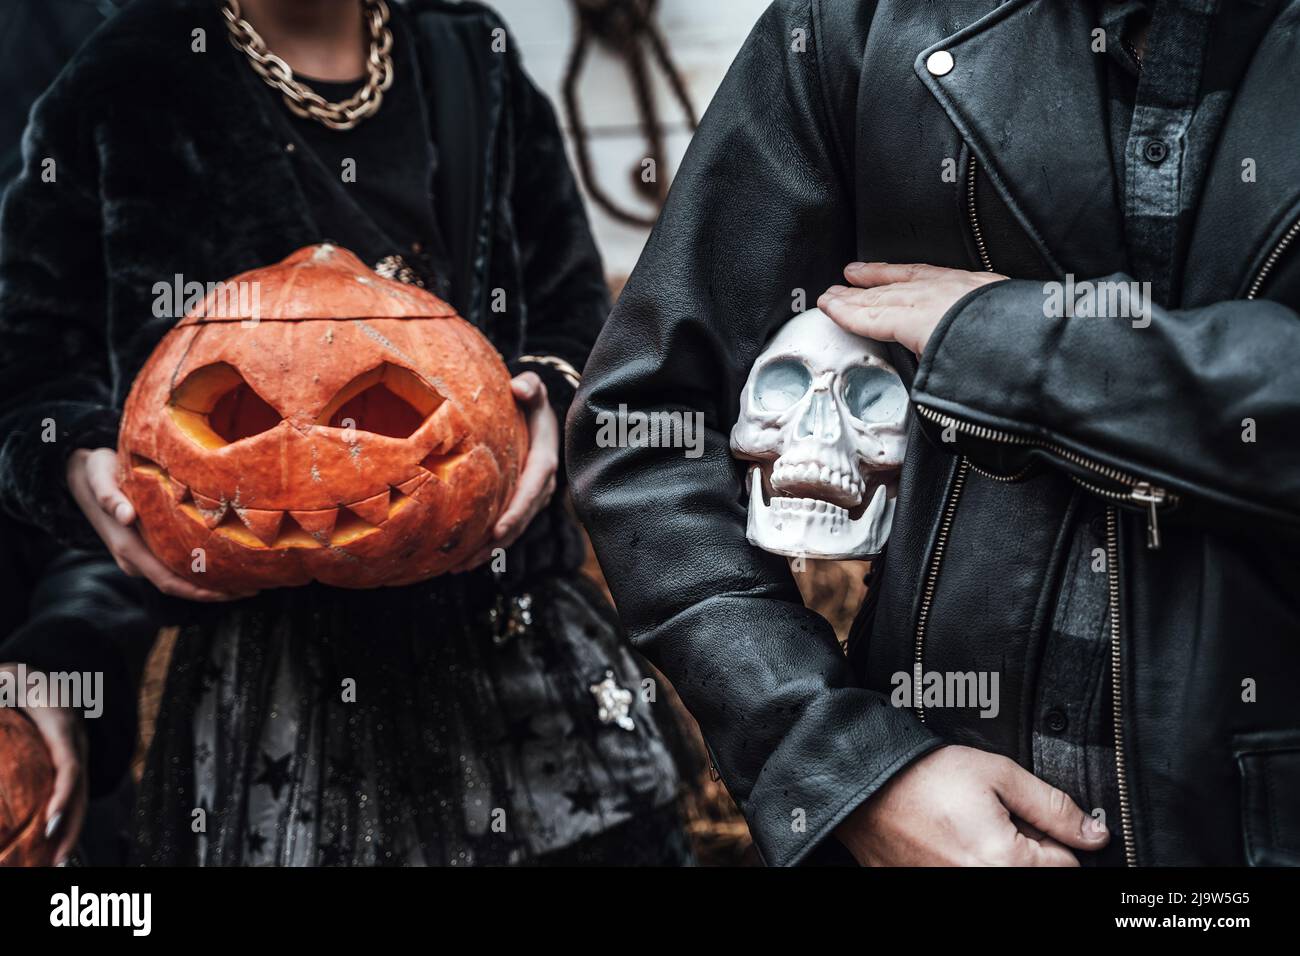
[129,451,468,550]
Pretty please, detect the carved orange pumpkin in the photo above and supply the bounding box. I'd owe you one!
[118,245,526,591]
[0,708,55,867]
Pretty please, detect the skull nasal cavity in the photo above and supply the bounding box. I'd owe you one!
[319,363,443,439]
[796,391,839,441]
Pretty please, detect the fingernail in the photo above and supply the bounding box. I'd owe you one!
[114,502,133,523]
[847,262,868,271]
[1084,815,1108,839]
[45,812,62,839]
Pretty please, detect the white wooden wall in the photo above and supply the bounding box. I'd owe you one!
[490,0,771,281]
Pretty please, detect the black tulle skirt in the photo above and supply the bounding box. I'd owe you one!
[132,571,687,865]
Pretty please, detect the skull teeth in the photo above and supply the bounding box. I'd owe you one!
[746,468,896,559]
[770,496,848,519]
[769,460,866,504]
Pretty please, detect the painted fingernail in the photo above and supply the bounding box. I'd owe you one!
[45,812,62,839]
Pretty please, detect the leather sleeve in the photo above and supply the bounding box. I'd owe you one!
[0,69,116,550]
[566,0,940,866]
[913,275,1300,539]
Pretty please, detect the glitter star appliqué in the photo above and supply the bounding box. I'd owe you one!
[588,670,635,732]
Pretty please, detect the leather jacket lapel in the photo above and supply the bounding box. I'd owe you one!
[1183,1,1300,305]
[915,0,1127,280]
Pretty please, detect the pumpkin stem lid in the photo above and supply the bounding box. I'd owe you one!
[179,244,458,325]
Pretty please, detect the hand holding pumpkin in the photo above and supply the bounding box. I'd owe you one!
[66,447,253,601]
[72,374,555,589]
[113,247,527,589]
[0,665,84,865]
[449,371,557,573]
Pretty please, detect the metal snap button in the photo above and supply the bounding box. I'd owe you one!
[926,50,955,77]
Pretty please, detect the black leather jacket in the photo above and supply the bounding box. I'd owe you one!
[569,0,1300,866]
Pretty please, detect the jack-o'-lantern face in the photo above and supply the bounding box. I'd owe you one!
[118,245,527,591]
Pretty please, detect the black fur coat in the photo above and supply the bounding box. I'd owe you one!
[0,0,608,573]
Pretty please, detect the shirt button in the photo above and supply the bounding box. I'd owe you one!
[1143,140,1169,164]
[926,50,955,76]
[1046,709,1069,734]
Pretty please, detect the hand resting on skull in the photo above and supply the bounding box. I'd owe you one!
[730,308,909,560]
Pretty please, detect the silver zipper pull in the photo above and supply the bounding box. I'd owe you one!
[1130,482,1167,550]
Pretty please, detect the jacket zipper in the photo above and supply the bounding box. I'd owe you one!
[912,458,970,724]
[966,153,993,272]
[910,156,993,725]
[1246,216,1300,300]
[1104,506,1137,866]
[915,406,1177,549]
[964,155,1025,497]
[912,157,1153,863]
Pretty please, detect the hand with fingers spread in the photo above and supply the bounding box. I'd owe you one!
[835,745,1110,866]
[66,448,253,602]
[0,664,86,865]
[450,372,558,574]
[819,262,1008,357]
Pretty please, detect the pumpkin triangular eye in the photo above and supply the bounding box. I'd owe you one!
[316,363,443,439]
[170,363,282,448]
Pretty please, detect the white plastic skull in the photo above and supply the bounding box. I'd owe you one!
[730,307,908,559]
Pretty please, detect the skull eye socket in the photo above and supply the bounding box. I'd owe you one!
[842,365,907,424]
[753,358,811,413]
[316,363,444,439]
[170,363,282,448]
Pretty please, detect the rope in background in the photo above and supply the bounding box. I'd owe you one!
[562,0,699,228]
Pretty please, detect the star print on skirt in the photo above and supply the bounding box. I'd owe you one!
[132,573,684,865]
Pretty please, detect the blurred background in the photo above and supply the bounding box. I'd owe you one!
[493,0,769,283]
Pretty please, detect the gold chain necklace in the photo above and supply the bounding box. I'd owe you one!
[222,0,394,131]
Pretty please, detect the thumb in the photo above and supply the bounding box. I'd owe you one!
[85,449,134,525]
[993,763,1110,851]
[511,372,545,405]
